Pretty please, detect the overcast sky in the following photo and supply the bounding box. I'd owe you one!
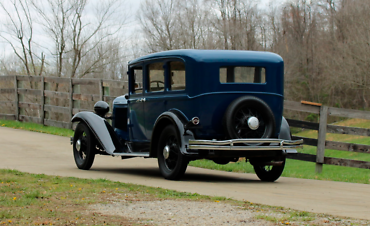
[0,0,285,59]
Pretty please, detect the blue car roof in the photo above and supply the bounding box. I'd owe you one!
[129,49,283,65]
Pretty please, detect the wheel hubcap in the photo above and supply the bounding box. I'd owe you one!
[247,116,259,130]
[76,139,81,151]
[163,145,170,160]
[77,136,87,160]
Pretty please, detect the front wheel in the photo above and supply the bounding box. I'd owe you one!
[73,122,96,170]
[252,157,285,182]
[157,124,188,180]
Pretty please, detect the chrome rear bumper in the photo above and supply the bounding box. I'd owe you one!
[188,138,303,152]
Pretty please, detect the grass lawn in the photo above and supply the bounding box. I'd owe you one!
[0,169,225,225]
[0,119,73,137]
[1,169,366,225]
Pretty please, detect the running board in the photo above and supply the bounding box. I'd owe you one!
[112,152,150,157]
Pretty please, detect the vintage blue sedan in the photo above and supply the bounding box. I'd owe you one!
[71,50,302,181]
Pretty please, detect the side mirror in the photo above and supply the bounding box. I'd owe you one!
[94,101,109,117]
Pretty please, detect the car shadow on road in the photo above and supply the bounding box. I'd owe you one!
[90,167,263,183]
[182,173,261,183]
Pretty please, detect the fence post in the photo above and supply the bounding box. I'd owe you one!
[69,78,74,129]
[40,76,45,125]
[14,76,19,121]
[316,105,328,173]
[99,79,103,101]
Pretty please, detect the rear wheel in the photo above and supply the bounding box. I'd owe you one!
[73,122,96,170]
[252,157,285,182]
[157,124,188,180]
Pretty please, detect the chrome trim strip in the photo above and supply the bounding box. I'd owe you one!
[112,153,150,157]
[188,138,303,151]
[189,138,303,145]
[188,145,302,151]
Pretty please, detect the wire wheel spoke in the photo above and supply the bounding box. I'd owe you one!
[233,107,266,139]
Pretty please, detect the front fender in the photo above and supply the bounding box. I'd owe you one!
[72,112,117,155]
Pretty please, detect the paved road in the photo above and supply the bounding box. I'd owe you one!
[1,127,369,220]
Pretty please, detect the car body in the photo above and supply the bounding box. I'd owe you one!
[71,50,302,181]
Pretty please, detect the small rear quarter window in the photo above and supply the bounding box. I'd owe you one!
[220,66,266,84]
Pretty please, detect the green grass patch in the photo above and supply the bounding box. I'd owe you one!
[189,159,255,173]
[0,169,217,225]
[0,119,73,137]
[0,169,365,225]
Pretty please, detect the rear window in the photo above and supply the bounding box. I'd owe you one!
[169,61,186,91]
[220,66,266,84]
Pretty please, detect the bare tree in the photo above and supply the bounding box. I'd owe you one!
[205,0,261,50]
[32,0,128,78]
[327,0,370,108]
[3,0,370,111]
[31,0,74,77]
[176,0,207,49]
[0,0,45,76]
[138,0,263,51]
[137,0,178,52]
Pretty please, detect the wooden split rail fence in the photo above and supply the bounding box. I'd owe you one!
[284,100,370,172]
[0,75,127,129]
[1,75,370,172]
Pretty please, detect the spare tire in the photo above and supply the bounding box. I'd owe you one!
[224,96,275,140]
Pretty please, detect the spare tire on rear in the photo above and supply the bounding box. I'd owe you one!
[224,96,275,140]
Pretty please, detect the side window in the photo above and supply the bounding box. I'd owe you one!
[220,66,266,84]
[132,67,143,94]
[169,61,186,91]
[148,62,165,92]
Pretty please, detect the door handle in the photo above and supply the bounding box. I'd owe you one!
[137,98,146,102]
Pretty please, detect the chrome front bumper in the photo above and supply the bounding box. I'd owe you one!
[188,138,303,152]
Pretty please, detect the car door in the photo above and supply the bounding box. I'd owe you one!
[143,61,167,139]
[128,66,147,143]
[163,60,188,112]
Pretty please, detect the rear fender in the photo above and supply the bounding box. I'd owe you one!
[150,110,195,157]
[279,116,297,154]
[279,117,292,140]
[72,112,120,155]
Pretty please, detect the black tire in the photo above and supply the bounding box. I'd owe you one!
[224,96,275,140]
[157,124,188,180]
[253,157,285,182]
[73,122,96,170]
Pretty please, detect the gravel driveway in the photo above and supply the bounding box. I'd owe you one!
[91,200,370,226]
